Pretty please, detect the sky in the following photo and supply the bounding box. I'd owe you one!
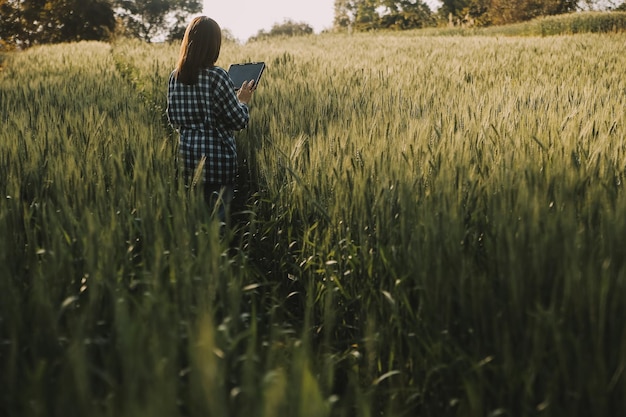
[203,0,441,42]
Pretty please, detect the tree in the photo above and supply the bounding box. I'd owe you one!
[438,0,494,25]
[114,0,202,42]
[487,0,577,25]
[334,0,359,29]
[249,19,314,41]
[0,0,116,48]
[378,0,436,29]
[440,0,579,26]
[354,0,380,30]
[0,0,203,48]
[57,0,117,42]
[0,0,20,49]
[334,0,435,31]
[439,0,472,19]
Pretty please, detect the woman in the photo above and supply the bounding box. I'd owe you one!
[167,16,255,222]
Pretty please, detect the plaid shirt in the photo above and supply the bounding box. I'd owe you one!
[167,66,249,185]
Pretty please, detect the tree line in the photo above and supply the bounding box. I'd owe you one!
[0,0,202,49]
[334,0,625,30]
[2,0,625,50]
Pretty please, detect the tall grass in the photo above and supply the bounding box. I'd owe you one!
[240,33,626,415]
[417,11,626,37]
[1,31,625,417]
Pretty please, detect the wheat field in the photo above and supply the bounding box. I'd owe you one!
[1,31,625,417]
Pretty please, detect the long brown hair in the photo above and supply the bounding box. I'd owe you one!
[175,16,222,85]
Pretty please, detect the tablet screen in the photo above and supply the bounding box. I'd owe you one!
[228,62,265,90]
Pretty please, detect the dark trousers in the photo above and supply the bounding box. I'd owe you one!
[202,184,234,224]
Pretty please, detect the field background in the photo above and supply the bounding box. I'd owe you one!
[1,24,626,417]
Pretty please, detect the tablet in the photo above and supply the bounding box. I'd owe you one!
[228,62,265,90]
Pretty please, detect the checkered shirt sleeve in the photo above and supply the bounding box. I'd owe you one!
[167,66,249,185]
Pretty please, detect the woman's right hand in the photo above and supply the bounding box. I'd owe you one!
[237,80,256,104]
